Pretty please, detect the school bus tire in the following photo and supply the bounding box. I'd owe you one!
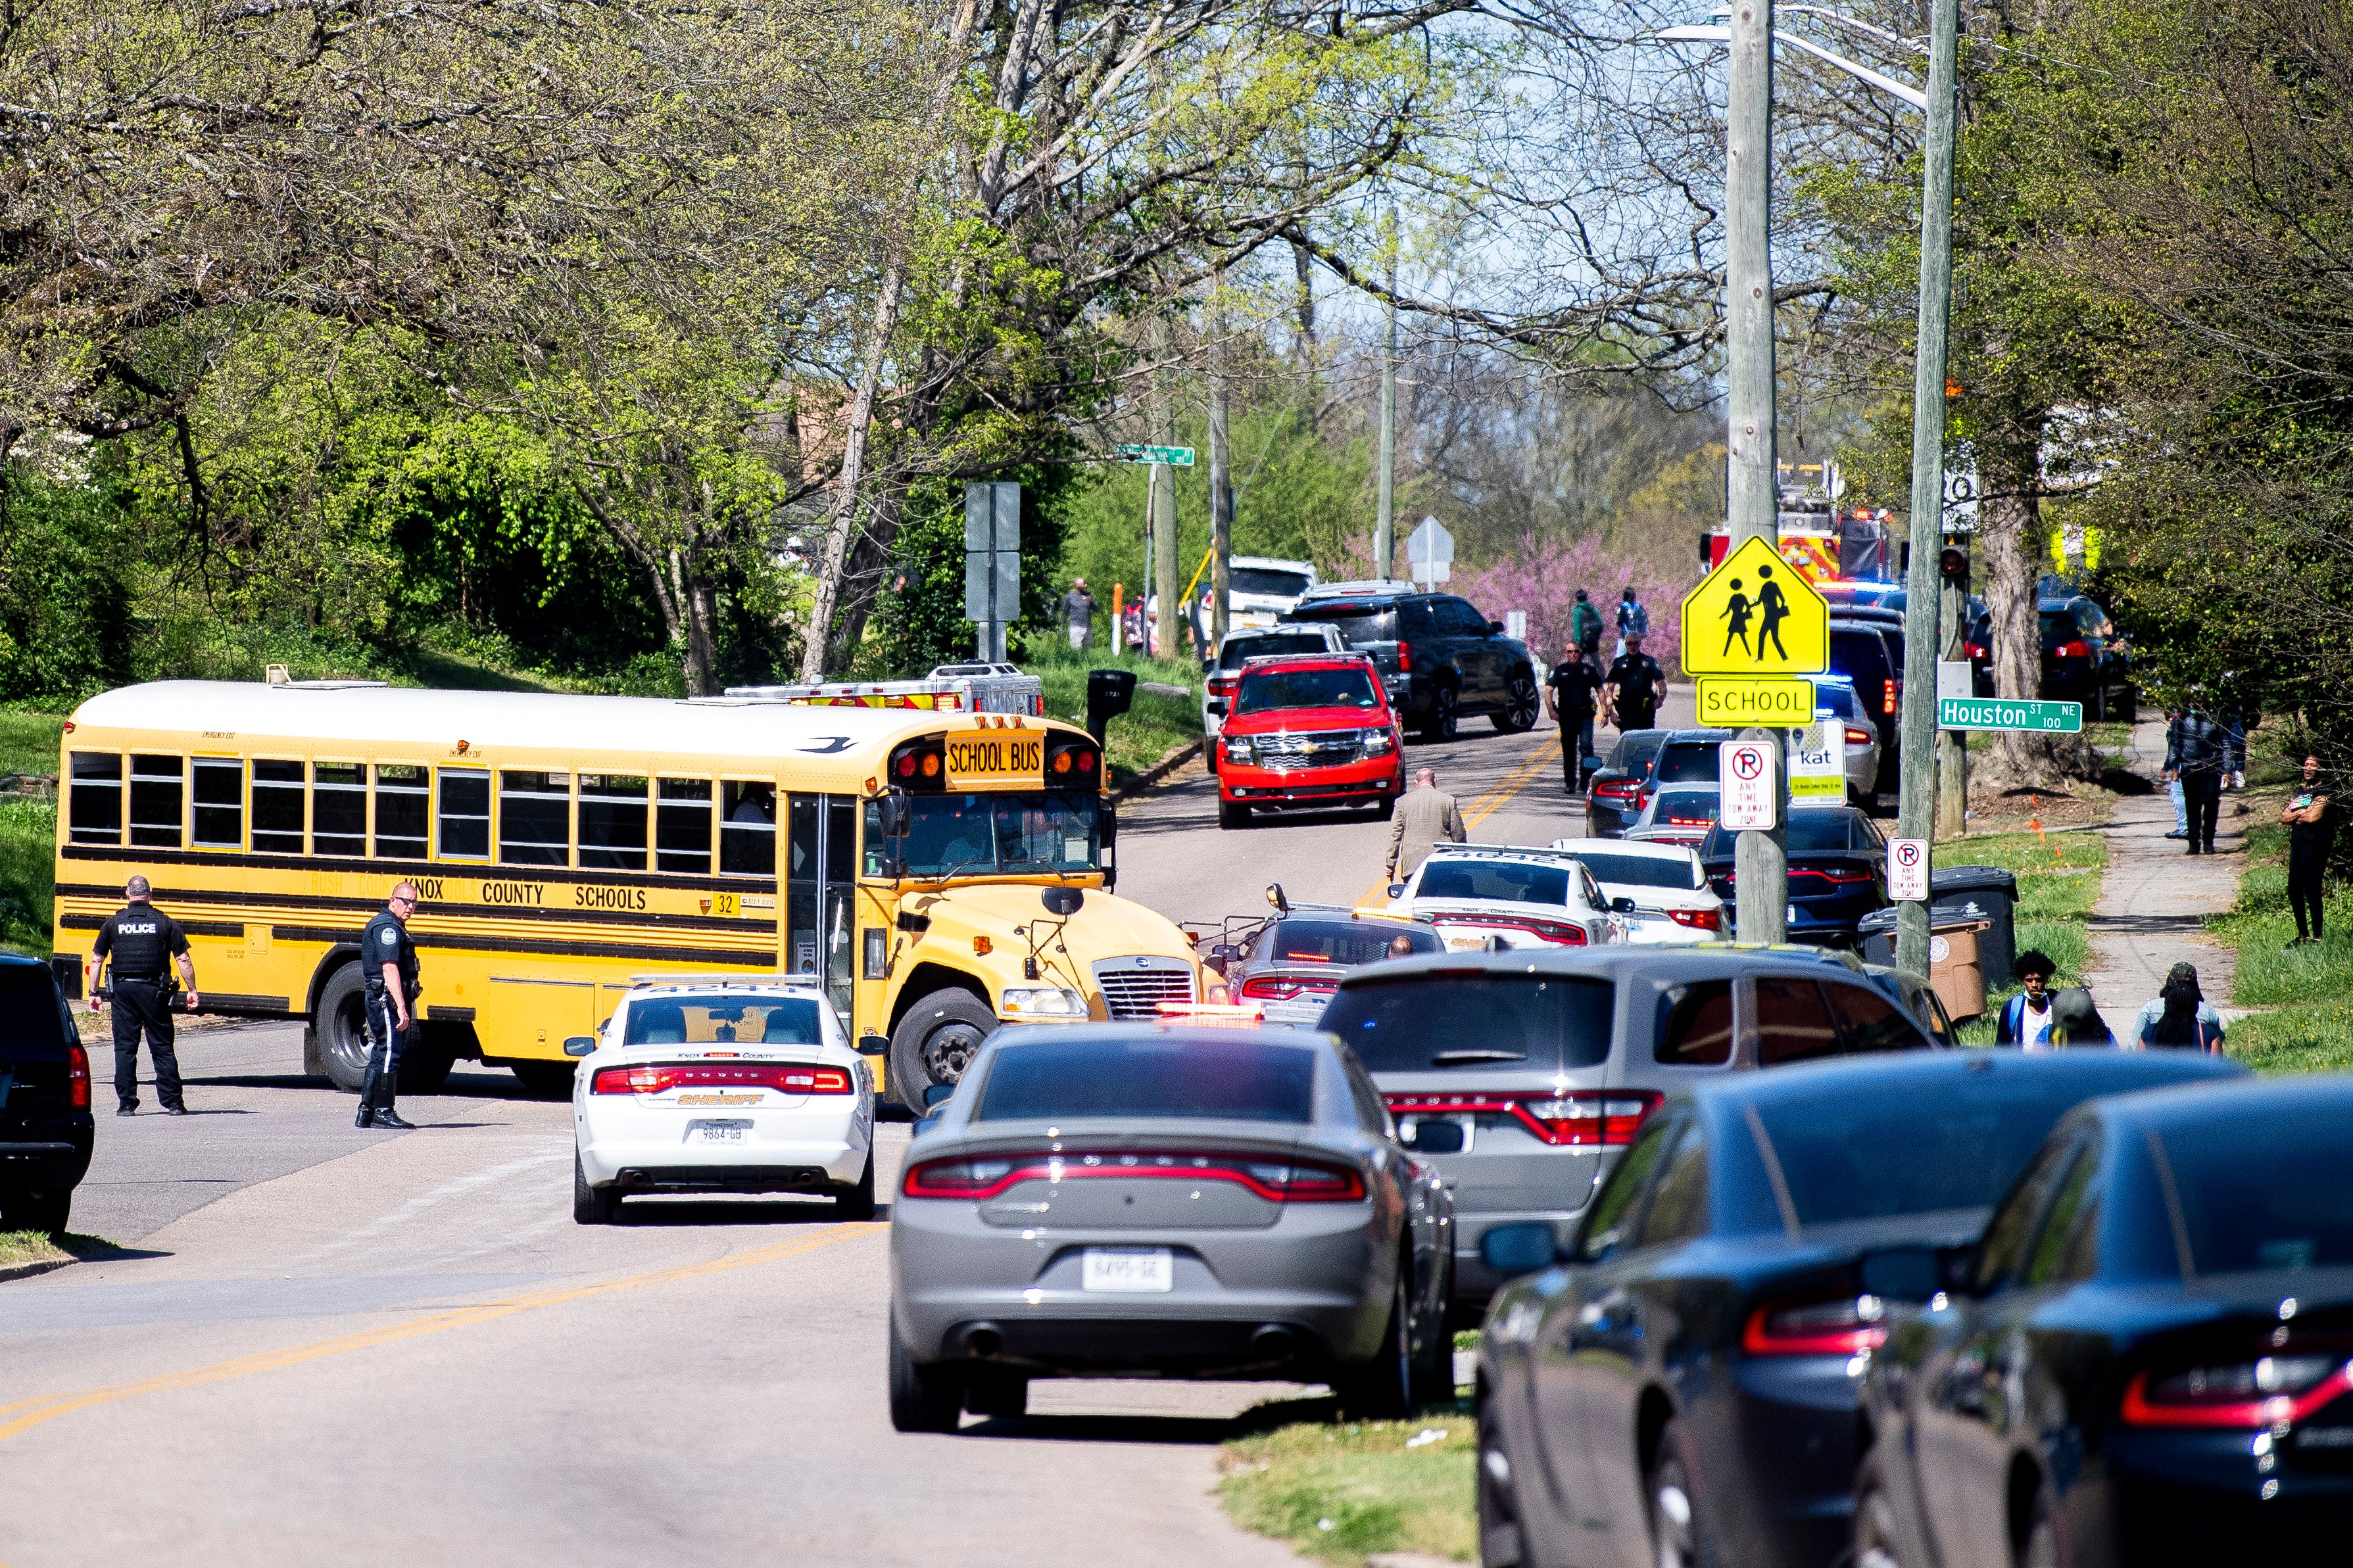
[312,964,373,1094]
[887,989,998,1113]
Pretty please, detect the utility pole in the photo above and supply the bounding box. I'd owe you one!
[1149,314,1181,659]
[1208,279,1232,646]
[1726,0,1785,945]
[1895,0,1962,977]
[1374,206,1398,581]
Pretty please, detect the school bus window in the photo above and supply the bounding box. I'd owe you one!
[68,752,122,846]
[314,762,367,857]
[252,759,305,853]
[129,755,185,849]
[374,765,429,860]
[656,778,712,874]
[439,768,490,860]
[720,781,776,876]
[193,759,243,849]
[580,774,650,871]
[500,771,571,868]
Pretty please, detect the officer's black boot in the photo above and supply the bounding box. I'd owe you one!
[356,1100,378,1128]
[374,1106,416,1131]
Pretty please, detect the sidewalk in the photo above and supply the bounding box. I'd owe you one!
[2080,717,2252,1030]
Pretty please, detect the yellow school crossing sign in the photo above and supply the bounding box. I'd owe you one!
[1680,535,1830,677]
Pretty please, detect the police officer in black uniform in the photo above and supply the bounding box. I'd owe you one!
[358,882,422,1130]
[87,875,199,1116]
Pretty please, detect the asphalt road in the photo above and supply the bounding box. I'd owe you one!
[0,690,1693,1567]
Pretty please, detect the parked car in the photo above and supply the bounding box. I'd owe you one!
[1324,946,1939,1312]
[1281,588,1540,741]
[0,953,92,1235]
[1964,594,2137,718]
[570,975,875,1224]
[1699,805,1890,947]
[1150,555,1321,644]
[1830,619,1905,791]
[1585,728,1672,836]
[1387,845,1622,950]
[1625,784,1722,849]
[1205,904,1444,1027]
[1805,675,1883,805]
[1215,653,1404,827]
[1472,1050,2244,1568]
[1549,838,1726,944]
[1200,623,1346,758]
[1853,1072,2353,1568]
[886,1023,1455,1429]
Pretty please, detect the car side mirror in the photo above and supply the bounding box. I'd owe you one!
[856,1033,889,1057]
[1041,886,1084,917]
[562,1035,596,1057]
[1488,619,1505,635]
[921,1083,956,1110]
[1387,883,1408,899]
[1480,1221,1561,1275]
[1582,755,1605,774]
[1859,1245,1944,1303]
[878,792,911,839]
[1611,896,1637,915]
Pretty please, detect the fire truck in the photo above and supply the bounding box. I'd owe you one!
[1701,489,1899,587]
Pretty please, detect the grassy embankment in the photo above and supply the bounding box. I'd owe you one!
[2206,815,2353,1071]
[1941,825,2108,1043]
[0,1228,73,1270]
[1020,641,1202,786]
[1220,1397,1476,1565]
[1,708,64,959]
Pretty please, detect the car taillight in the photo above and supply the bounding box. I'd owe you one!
[1384,1091,1660,1147]
[1744,1295,1890,1356]
[901,1150,1365,1203]
[1238,976,1340,1003]
[2056,639,2090,659]
[2122,1354,2353,1427]
[590,1062,853,1095]
[1429,913,1588,945]
[1396,640,1412,671]
[1595,779,1637,803]
[1883,678,1897,715]
[1666,815,1716,827]
[1666,907,1721,931]
[1964,642,1987,659]
[66,1043,89,1110]
[1209,676,1237,697]
[1845,726,1873,746]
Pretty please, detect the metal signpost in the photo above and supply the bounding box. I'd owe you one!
[1406,516,1453,588]
[1937,697,2083,734]
[963,481,1021,663]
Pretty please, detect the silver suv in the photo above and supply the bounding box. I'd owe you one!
[1319,946,1938,1312]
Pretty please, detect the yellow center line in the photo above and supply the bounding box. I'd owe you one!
[0,1221,885,1446]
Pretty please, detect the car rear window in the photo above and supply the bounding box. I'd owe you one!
[1570,853,1702,891]
[1702,813,1862,857]
[1221,633,1333,668]
[0,964,72,1061]
[1324,974,1614,1074]
[1651,791,1720,827]
[1652,744,1722,785]
[2157,1117,2353,1275]
[1254,920,1442,964]
[1611,733,1666,771]
[1417,859,1569,905]
[1831,629,1889,677]
[1234,667,1380,713]
[1232,567,1314,598]
[973,1036,1318,1123]
[1285,605,1398,646]
[623,996,822,1046]
[1752,1075,2119,1225]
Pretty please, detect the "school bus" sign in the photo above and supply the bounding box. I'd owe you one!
[944,732,1045,788]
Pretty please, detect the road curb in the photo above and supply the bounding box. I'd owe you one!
[1112,739,1203,800]
[0,1256,74,1286]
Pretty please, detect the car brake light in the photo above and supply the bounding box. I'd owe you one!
[1964,642,1987,659]
[1743,1295,1889,1356]
[901,1150,1366,1203]
[66,1043,89,1110]
[1595,779,1637,802]
[590,1062,853,1095]
[1383,1090,1660,1147]
[1209,675,1237,697]
[1666,815,1716,827]
[2122,1354,2353,1427]
[1396,640,1412,671]
[1428,913,1588,945]
[2057,639,2090,659]
[1883,678,1897,715]
[1845,727,1873,746]
[1238,976,1340,1002]
[1666,907,1721,931]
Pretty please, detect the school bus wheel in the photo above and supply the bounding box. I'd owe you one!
[312,965,374,1094]
[886,989,997,1114]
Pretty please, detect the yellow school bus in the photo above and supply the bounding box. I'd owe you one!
[51,678,1202,1105]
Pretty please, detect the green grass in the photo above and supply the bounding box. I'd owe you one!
[0,707,65,779]
[0,796,54,957]
[1220,1401,1476,1565]
[0,1229,73,1269]
[1937,828,2109,1043]
[2206,817,2353,1072]
[1021,641,1203,785]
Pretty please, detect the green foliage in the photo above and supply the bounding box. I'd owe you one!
[1021,642,1201,782]
[0,469,138,705]
[0,797,54,957]
[1220,1404,1475,1566]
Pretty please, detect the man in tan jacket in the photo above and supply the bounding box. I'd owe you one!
[1386,767,1466,884]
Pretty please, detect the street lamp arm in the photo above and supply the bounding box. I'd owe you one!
[1653,21,1927,110]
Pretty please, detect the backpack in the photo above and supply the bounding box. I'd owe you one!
[1620,598,1649,635]
[1570,602,1601,646]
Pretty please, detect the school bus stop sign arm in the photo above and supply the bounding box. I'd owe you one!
[1680,535,1830,677]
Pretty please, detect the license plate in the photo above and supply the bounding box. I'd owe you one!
[690,1120,750,1145]
[1788,904,1799,924]
[1082,1248,1173,1293]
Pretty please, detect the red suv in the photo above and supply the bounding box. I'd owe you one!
[1215,653,1404,829]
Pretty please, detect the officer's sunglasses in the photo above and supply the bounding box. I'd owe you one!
[392,894,422,910]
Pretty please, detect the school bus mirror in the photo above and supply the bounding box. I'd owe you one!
[877,792,912,838]
[562,1036,597,1057]
[1041,886,1085,918]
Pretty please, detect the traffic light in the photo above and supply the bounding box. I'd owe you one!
[1939,546,1970,588]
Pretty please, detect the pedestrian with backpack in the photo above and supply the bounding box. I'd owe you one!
[2131,962,2226,1053]
[1570,590,1604,662]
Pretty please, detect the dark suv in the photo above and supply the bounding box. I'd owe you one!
[1280,589,1540,741]
[1964,595,2135,717]
[1830,619,1904,790]
[1,953,93,1235]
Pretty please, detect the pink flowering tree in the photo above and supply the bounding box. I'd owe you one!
[1455,535,1698,676]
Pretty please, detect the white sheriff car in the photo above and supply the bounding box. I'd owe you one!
[571,976,875,1224]
[1386,845,1623,950]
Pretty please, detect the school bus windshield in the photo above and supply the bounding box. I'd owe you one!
[863,792,1102,878]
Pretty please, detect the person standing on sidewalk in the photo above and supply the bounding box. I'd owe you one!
[87,876,199,1116]
[2132,962,2226,1053]
[1545,642,1605,792]
[1060,579,1097,651]
[1385,767,1465,886]
[2163,705,2228,855]
[2282,753,2334,947]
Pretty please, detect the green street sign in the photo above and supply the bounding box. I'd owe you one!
[1939,696,2083,732]
[1115,444,1196,467]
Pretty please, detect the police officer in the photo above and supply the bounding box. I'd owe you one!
[87,875,199,1116]
[358,881,422,1130]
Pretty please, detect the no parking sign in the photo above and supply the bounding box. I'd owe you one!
[1720,740,1776,829]
[1888,837,1929,902]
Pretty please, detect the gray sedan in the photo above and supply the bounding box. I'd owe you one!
[887,1023,1455,1430]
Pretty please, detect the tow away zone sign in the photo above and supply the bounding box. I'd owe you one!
[1887,837,1928,901]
